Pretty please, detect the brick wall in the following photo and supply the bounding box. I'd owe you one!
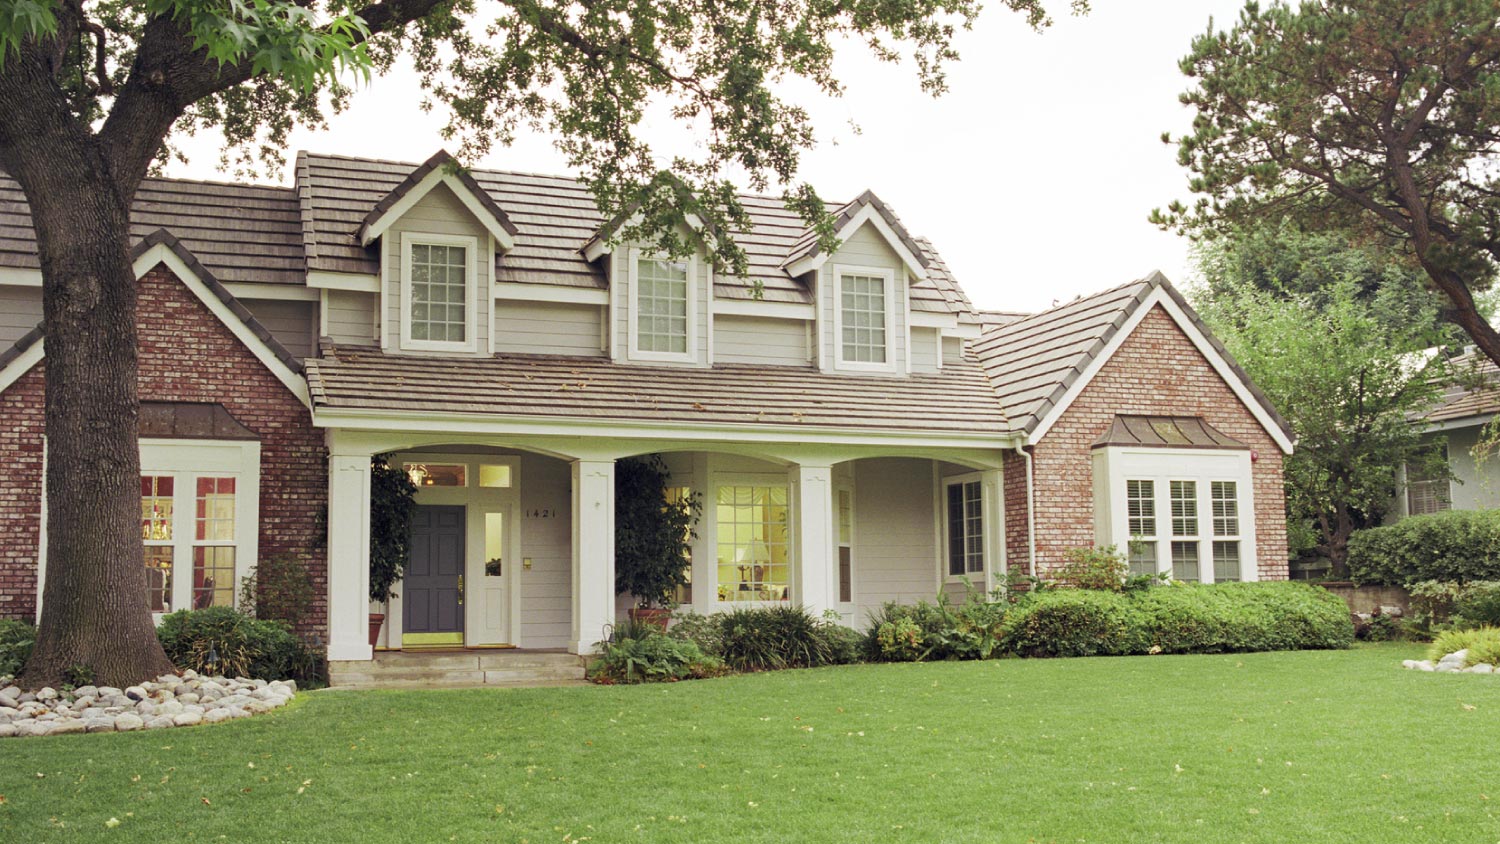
[0,266,328,636]
[1002,449,1031,576]
[1029,305,1289,580]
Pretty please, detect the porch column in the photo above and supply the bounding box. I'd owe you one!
[789,463,836,616]
[327,452,373,661]
[570,459,616,654]
[981,467,1006,594]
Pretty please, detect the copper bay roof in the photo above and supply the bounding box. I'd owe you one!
[1092,415,1249,450]
[306,347,1009,435]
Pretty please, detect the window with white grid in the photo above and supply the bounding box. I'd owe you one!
[715,485,790,603]
[407,242,469,344]
[839,272,889,364]
[1126,479,1157,576]
[1211,481,1243,582]
[634,257,690,355]
[946,479,984,577]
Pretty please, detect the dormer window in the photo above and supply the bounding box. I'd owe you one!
[835,265,895,371]
[628,250,697,362]
[401,233,477,351]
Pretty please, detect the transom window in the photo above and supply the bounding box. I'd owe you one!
[839,271,889,365]
[634,257,690,356]
[946,479,984,577]
[408,242,469,344]
[715,485,790,603]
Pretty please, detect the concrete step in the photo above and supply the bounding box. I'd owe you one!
[329,650,587,689]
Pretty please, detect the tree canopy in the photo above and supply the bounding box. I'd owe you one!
[1154,0,1500,368]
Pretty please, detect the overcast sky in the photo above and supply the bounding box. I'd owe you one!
[168,1,1248,314]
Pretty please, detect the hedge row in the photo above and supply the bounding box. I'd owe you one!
[998,582,1353,658]
[1347,510,1500,586]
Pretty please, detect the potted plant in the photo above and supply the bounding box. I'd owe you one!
[615,455,701,628]
[368,454,418,646]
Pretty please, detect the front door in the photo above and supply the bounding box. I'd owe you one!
[404,505,465,646]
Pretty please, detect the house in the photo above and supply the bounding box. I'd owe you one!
[1394,350,1500,518]
[0,150,1294,670]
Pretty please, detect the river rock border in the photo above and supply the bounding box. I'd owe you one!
[0,670,295,737]
[1403,649,1498,674]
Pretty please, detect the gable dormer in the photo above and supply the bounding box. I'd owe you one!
[782,191,932,375]
[360,151,518,355]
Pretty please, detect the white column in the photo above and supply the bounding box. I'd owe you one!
[789,463,836,617]
[981,468,1006,594]
[327,452,373,662]
[571,459,616,654]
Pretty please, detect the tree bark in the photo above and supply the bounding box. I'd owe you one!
[1,45,174,689]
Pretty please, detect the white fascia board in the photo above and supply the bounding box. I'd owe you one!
[360,169,516,251]
[494,282,608,305]
[783,204,930,282]
[0,266,41,287]
[307,271,381,293]
[909,311,958,329]
[133,243,312,410]
[1419,414,1496,433]
[582,210,711,263]
[1026,286,1295,455]
[223,282,320,302]
[0,339,43,394]
[313,405,1021,451]
[946,322,982,340]
[712,298,815,320]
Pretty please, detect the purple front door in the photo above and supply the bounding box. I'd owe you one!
[404,505,465,638]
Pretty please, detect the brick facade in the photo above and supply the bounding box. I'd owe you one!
[1026,305,1289,580]
[1002,449,1031,577]
[0,266,329,636]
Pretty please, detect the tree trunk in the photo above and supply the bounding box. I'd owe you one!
[12,151,174,689]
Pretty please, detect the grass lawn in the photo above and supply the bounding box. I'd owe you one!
[2,643,1498,843]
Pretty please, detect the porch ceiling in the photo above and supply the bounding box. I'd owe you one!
[306,349,1010,435]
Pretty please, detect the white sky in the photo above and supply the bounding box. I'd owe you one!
[167,1,1247,314]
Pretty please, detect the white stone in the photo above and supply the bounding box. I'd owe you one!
[145,716,175,730]
[157,701,184,716]
[177,692,200,705]
[1418,661,1437,671]
[202,709,232,724]
[124,686,148,701]
[35,687,57,701]
[1468,663,1495,674]
[50,719,87,735]
[85,719,116,733]
[0,685,19,699]
[115,713,144,731]
[73,685,98,698]
[172,712,202,727]
[96,686,122,698]
[0,723,16,738]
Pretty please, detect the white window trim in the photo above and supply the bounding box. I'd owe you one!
[832,264,898,373]
[835,482,855,608]
[399,231,480,353]
[1095,446,1258,584]
[942,472,986,582]
[626,247,699,364]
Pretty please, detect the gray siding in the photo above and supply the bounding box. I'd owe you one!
[518,453,574,648]
[0,284,41,348]
[910,326,941,373]
[817,222,909,373]
[326,289,377,346]
[851,458,938,619]
[942,335,965,365]
[713,314,810,366]
[240,298,316,361]
[493,300,604,357]
[382,183,492,354]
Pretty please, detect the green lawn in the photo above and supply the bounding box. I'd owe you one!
[2,643,1498,843]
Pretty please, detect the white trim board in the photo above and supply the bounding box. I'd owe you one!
[224,282,320,302]
[360,168,517,251]
[1025,286,1295,455]
[308,271,381,293]
[494,282,608,305]
[712,298,815,320]
[0,267,41,287]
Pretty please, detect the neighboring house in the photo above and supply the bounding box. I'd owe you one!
[0,149,1294,666]
[1395,351,1500,519]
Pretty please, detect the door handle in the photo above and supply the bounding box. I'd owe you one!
[457,574,464,605]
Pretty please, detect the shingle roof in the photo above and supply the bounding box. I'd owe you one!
[0,170,304,285]
[1423,352,1500,425]
[973,272,1292,440]
[306,347,1008,435]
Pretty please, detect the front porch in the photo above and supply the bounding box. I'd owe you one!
[323,428,1011,667]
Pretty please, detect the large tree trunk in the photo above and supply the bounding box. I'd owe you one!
[8,139,173,690]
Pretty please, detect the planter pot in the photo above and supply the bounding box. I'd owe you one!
[628,607,671,630]
[368,613,386,648]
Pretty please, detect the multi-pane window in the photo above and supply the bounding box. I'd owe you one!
[1170,481,1199,581]
[715,486,790,603]
[946,480,984,577]
[636,258,690,354]
[1171,540,1200,582]
[141,476,175,612]
[193,477,237,609]
[1211,481,1241,582]
[408,243,468,343]
[1213,541,1241,583]
[1406,445,1452,516]
[840,273,888,364]
[837,488,853,603]
[1126,479,1157,576]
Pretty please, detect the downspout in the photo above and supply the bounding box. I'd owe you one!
[1014,443,1037,578]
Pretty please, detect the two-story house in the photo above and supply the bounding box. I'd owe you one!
[0,149,1294,672]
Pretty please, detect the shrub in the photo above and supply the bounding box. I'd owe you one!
[1427,627,1500,666]
[157,607,319,682]
[861,600,950,661]
[1353,612,1403,642]
[814,617,863,666]
[717,605,837,671]
[666,611,724,656]
[1347,510,1500,586]
[874,617,924,661]
[998,582,1352,658]
[615,456,701,609]
[1454,581,1500,628]
[0,619,36,678]
[1408,580,1467,631]
[1053,546,1128,591]
[239,553,316,627]
[589,628,722,683]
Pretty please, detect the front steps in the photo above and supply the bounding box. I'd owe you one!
[328,649,589,689]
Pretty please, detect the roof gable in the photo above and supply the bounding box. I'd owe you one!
[973,272,1294,453]
[357,150,519,250]
[781,190,931,281]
